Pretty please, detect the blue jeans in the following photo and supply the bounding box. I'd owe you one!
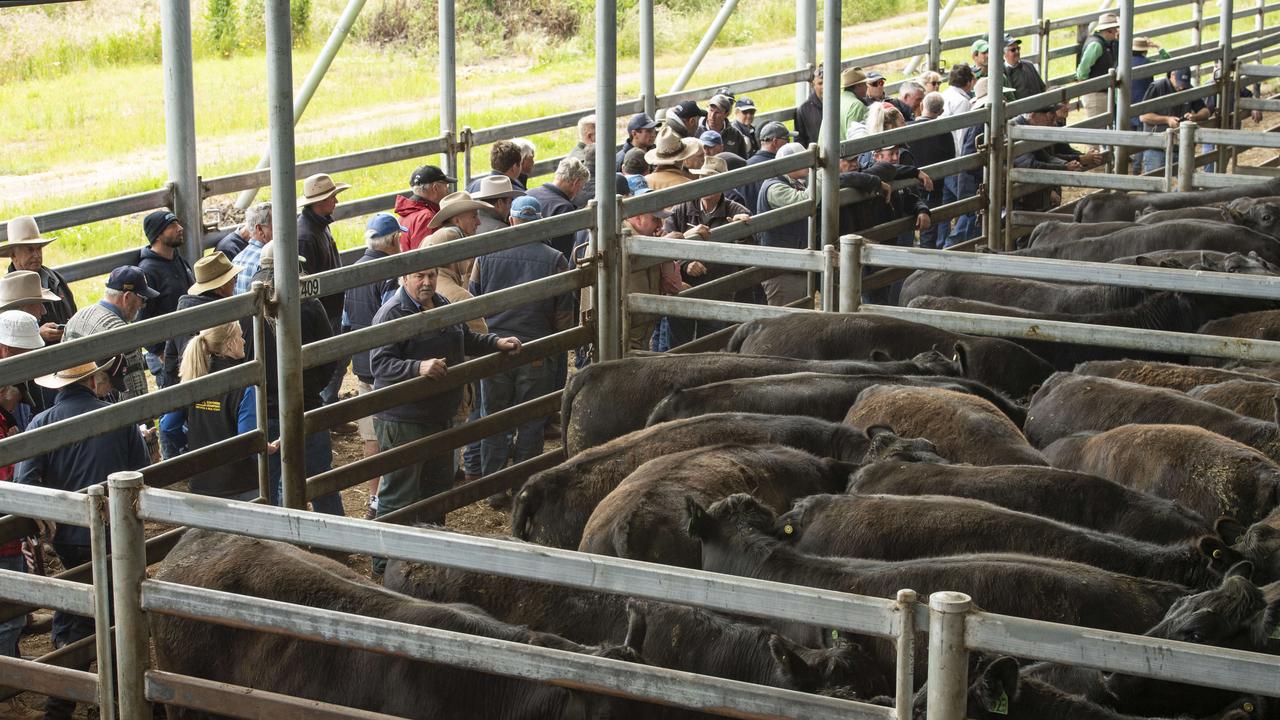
[0,555,24,658]
[145,351,179,459]
[265,419,344,515]
[320,318,349,406]
[480,361,554,476]
[462,389,483,477]
[47,544,95,719]
[919,186,952,250]
[945,174,980,247]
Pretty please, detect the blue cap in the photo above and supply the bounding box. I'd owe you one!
[627,113,658,134]
[510,196,543,221]
[699,130,724,147]
[1172,68,1192,86]
[735,97,757,111]
[365,212,408,239]
[106,265,160,299]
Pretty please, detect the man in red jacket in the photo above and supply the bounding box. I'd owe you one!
[394,165,454,251]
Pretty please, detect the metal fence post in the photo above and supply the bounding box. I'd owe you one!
[894,589,918,720]
[596,0,621,362]
[86,486,116,720]
[839,235,862,313]
[925,591,972,720]
[251,284,271,501]
[1115,0,1134,172]
[1218,0,1234,174]
[641,0,656,117]
[820,245,836,312]
[1179,121,1198,190]
[266,0,307,510]
[928,0,941,72]
[796,0,817,106]
[159,0,202,265]
[107,472,149,719]
[820,0,841,312]
[669,0,741,93]
[1033,0,1046,80]
[985,0,1005,251]
[1192,0,1205,75]
[806,159,819,300]
[440,0,459,184]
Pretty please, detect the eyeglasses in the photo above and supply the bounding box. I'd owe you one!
[925,81,940,87]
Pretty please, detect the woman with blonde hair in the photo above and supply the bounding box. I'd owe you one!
[161,320,264,499]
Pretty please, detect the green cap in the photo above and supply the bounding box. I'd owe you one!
[971,38,990,54]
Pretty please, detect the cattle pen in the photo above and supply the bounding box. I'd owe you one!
[5,0,1280,715]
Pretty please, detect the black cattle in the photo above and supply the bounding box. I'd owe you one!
[1011,222,1280,265]
[1073,178,1280,222]
[645,372,1024,429]
[512,413,936,549]
[1027,219,1136,246]
[1136,205,1233,223]
[1190,380,1280,421]
[1110,250,1280,275]
[900,272,1153,315]
[725,314,1053,400]
[1074,360,1276,392]
[849,461,1212,544]
[561,351,961,455]
[152,530,644,720]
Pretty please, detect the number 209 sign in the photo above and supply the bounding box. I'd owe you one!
[299,277,321,299]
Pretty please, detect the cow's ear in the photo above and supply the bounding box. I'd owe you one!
[952,342,970,377]
[863,424,897,440]
[978,656,1019,713]
[768,635,818,691]
[869,348,893,362]
[1249,251,1261,259]
[685,496,713,539]
[1224,560,1255,581]
[1159,258,1186,269]
[1199,536,1245,575]
[1217,517,1250,545]
[623,599,648,653]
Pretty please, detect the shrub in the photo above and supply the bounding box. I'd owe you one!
[206,0,240,57]
[291,0,313,45]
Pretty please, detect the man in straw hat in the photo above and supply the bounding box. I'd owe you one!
[15,354,147,720]
[297,172,352,407]
[1076,12,1121,127]
[472,174,526,235]
[527,156,591,258]
[1130,37,1170,129]
[839,66,872,136]
[161,252,244,391]
[423,191,494,309]
[644,125,702,191]
[1,216,76,344]
[64,266,159,407]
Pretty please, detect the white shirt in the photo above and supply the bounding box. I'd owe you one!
[941,85,973,155]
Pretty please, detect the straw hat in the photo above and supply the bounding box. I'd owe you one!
[189,253,244,295]
[0,270,60,311]
[35,360,109,389]
[297,173,351,208]
[1095,12,1120,31]
[1132,37,1160,52]
[0,216,55,257]
[644,126,702,166]
[427,191,494,229]
[840,67,869,89]
[471,175,526,202]
[689,154,728,177]
[0,309,44,350]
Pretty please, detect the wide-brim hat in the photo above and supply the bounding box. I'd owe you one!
[0,216,55,256]
[35,360,110,389]
[428,191,495,229]
[841,66,868,88]
[690,155,728,177]
[645,127,702,166]
[1133,36,1160,52]
[1095,13,1120,30]
[189,252,244,294]
[298,173,351,208]
[472,175,526,202]
[0,270,60,311]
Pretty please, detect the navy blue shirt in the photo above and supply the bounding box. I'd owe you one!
[137,246,195,356]
[526,183,580,258]
[342,249,399,383]
[16,383,149,546]
[215,230,250,260]
[470,241,572,341]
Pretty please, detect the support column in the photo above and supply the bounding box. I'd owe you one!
[107,472,149,719]
[669,0,741,93]
[1033,0,1045,78]
[820,0,842,295]
[1179,121,1198,190]
[985,0,1005,250]
[641,0,656,117]
[838,236,862,313]
[797,0,817,106]
[596,0,622,362]
[928,0,941,72]
[1116,0,1134,171]
[160,0,202,264]
[1218,0,1234,172]
[440,0,459,185]
[267,0,307,509]
[925,591,973,720]
[86,486,116,720]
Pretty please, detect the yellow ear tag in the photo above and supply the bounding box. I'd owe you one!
[1245,702,1256,713]
[830,629,839,640]
[992,691,1009,715]
[1213,549,1223,559]
[784,524,794,535]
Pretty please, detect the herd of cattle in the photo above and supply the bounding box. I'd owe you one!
[147,179,1280,719]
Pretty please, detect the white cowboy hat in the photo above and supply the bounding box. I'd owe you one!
[189,252,244,295]
[0,309,44,350]
[1095,13,1120,31]
[297,173,351,208]
[644,126,702,166]
[689,154,729,177]
[0,270,60,311]
[427,191,495,229]
[0,216,56,257]
[35,359,110,389]
[471,175,526,202]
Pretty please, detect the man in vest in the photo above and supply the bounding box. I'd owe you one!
[1076,12,1120,148]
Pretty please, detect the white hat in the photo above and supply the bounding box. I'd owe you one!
[776,142,808,158]
[0,309,44,350]
[1095,12,1120,31]
[297,173,351,208]
[0,216,56,257]
[471,175,526,201]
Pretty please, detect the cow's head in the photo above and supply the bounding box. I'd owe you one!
[862,425,947,464]
[1235,202,1280,240]
[1206,513,1280,584]
[772,634,891,699]
[910,349,963,377]
[687,494,783,576]
[1221,251,1280,276]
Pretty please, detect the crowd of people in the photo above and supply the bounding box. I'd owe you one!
[0,12,1247,717]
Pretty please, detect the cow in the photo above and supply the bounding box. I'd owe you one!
[842,385,1045,466]
[510,413,938,549]
[579,444,852,568]
[1010,222,1280,265]
[725,314,1054,400]
[1073,360,1276,392]
[1204,517,1280,586]
[1072,178,1280,222]
[1110,250,1280,275]
[561,351,961,455]
[645,373,1025,429]
[1027,219,1136,246]
[1042,424,1280,526]
[899,272,1154,314]
[152,529,645,720]
[1199,310,1280,343]
[1190,380,1280,421]
[1136,205,1234,223]
[776,493,1210,588]
[686,494,1186,672]
[1025,372,1280,465]
[849,461,1212,544]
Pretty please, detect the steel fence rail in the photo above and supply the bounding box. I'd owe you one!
[622,150,817,218]
[140,580,892,720]
[0,657,99,706]
[0,483,90,527]
[1195,126,1280,147]
[1010,166,1168,190]
[145,671,406,720]
[0,571,95,616]
[0,187,172,243]
[628,235,826,273]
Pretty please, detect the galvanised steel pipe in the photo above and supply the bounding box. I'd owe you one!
[796,0,816,106]
[440,0,459,184]
[1180,121,1199,189]
[85,486,116,720]
[159,0,202,265]
[108,472,150,719]
[986,0,1006,250]
[929,0,942,71]
[1116,0,1135,171]
[819,0,840,302]
[598,0,622,362]
[925,592,973,720]
[669,0,741,93]
[641,0,656,117]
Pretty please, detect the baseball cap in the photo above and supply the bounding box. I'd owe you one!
[866,71,886,84]
[735,97,757,112]
[510,196,543,221]
[699,130,724,148]
[631,188,672,219]
[776,142,807,159]
[971,38,990,54]
[627,113,658,134]
[366,212,408,239]
[143,210,179,244]
[1172,68,1192,86]
[670,100,707,120]
[758,121,797,142]
[0,309,43,350]
[1002,33,1021,47]
[709,94,733,112]
[409,165,455,187]
[106,265,160,299]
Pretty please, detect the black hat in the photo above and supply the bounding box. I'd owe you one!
[670,100,707,120]
[627,113,658,134]
[143,210,179,244]
[614,173,632,197]
[106,265,160,299]
[410,165,456,187]
[758,121,797,142]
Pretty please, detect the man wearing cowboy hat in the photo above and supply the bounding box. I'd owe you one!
[1000,35,1045,100]
[15,355,148,720]
[64,266,160,407]
[161,252,244,388]
[1076,12,1121,126]
[1130,37,1171,130]
[297,172,352,407]
[528,156,591,259]
[644,126,702,191]
[136,209,195,388]
[472,175,526,235]
[1,216,76,344]
[839,67,872,137]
